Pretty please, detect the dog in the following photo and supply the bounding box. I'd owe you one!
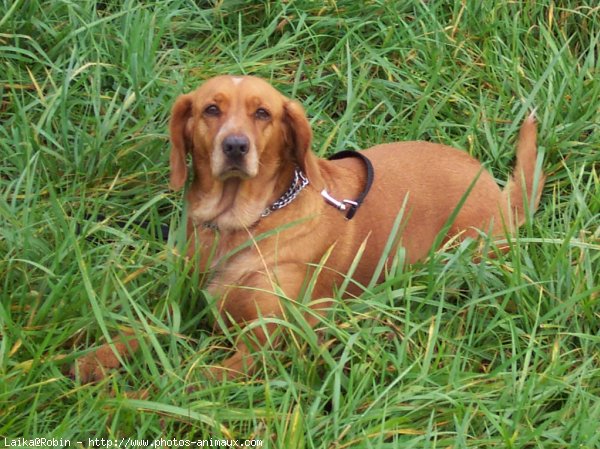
[71,75,544,382]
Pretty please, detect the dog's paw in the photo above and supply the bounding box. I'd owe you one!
[69,343,123,383]
[69,338,140,383]
[69,356,105,384]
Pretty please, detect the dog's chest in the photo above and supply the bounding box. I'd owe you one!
[195,227,260,287]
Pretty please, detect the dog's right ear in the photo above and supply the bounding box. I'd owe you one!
[169,94,193,191]
[284,100,324,190]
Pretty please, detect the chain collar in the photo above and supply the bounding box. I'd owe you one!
[261,166,309,217]
[202,167,309,231]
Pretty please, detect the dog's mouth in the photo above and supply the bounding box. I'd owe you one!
[217,165,253,181]
[215,155,260,180]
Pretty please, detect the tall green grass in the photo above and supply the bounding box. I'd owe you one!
[1,1,598,447]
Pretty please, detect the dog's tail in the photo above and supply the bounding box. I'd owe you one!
[502,112,545,230]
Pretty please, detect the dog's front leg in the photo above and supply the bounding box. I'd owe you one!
[204,264,323,381]
[206,324,276,381]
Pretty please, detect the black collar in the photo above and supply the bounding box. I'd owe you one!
[321,150,374,220]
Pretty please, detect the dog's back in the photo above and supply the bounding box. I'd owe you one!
[319,114,545,281]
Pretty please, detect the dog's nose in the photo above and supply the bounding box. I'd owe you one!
[222,135,250,158]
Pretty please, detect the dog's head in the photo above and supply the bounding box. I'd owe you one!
[169,75,322,192]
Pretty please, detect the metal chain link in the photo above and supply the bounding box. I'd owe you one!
[261,167,309,217]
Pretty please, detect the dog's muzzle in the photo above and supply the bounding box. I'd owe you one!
[216,133,256,179]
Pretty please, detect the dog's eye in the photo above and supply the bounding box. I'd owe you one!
[255,108,271,120]
[204,104,221,117]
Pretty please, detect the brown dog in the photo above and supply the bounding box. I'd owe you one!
[72,75,544,382]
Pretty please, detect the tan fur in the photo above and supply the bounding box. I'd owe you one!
[72,75,544,382]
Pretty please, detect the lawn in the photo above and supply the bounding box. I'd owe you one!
[1,0,598,447]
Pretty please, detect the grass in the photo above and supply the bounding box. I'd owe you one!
[1,0,599,447]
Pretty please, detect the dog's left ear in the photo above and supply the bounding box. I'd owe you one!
[169,93,193,191]
[284,100,324,190]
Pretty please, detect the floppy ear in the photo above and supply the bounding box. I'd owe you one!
[284,100,324,189]
[169,94,193,190]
